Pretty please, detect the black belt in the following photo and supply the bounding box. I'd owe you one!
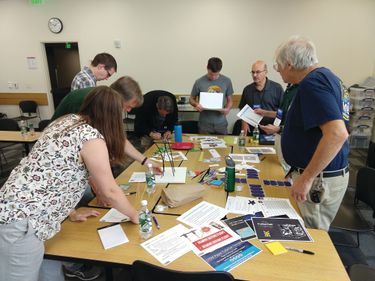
[295,166,349,178]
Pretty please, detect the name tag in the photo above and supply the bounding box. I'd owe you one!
[273,109,283,126]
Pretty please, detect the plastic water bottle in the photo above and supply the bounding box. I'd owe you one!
[139,200,152,240]
[252,126,259,145]
[20,120,27,137]
[238,129,246,148]
[28,123,35,136]
[145,163,155,194]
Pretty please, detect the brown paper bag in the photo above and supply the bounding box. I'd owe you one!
[161,184,205,208]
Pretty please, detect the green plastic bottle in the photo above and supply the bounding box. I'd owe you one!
[224,156,235,192]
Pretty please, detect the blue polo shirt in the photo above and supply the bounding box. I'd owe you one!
[281,67,349,171]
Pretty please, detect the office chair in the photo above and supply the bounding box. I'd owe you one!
[366,142,375,169]
[180,120,198,134]
[131,260,235,281]
[355,167,375,218]
[0,118,20,131]
[0,118,20,172]
[348,264,375,281]
[15,100,40,121]
[37,119,51,132]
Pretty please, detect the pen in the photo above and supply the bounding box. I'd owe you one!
[285,247,315,255]
[125,192,136,196]
[152,216,160,229]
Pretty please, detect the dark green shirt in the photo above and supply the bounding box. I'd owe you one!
[51,87,93,121]
[280,84,298,126]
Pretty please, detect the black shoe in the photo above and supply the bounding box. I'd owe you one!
[63,264,102,281]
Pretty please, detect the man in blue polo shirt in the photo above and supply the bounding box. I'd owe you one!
[274,36,349,231]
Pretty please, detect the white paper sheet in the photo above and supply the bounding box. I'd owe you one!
[177,201,228,228]
[129,172,146,183]
[200,140,227,149]
[245,147,276,154]
[237,104,263,127]
[200,92,224,110]
[155,167,187,183]
[229,154,260,163]
[97,224,129,250]
[189,136,218,141]
[141,224,191,265]
[225,196,301,220]
[100,208,130,223]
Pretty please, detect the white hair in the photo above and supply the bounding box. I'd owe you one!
[275,35,319,70]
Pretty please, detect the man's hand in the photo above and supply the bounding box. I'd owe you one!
[163,131,172,140]
[259,124,280,135]
[194,103,204,112]
[291,174,314,202]
[69,209,100,222]
[254,108,266,116]
[241,122,249,134]
[150,132,162,140]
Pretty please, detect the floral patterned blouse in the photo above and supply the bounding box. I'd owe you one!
[0,114,103,241]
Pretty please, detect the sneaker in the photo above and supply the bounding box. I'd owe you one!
[63,264,102,281]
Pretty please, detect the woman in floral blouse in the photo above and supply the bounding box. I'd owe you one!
[0,86,139,281]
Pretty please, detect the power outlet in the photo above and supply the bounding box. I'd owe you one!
[8,82,14,89]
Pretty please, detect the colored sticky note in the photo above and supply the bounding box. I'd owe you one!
[265,242,288,255]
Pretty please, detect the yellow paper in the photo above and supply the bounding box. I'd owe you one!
[198,151,204,161]
[265,242,288,255]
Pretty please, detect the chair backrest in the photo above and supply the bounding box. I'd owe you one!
[19,100,38,116]
[355,167,375,211]
[349,264,375,281]
[180,120,198,134]
[131,260,235,281]
[0,118,20,131]
[232,119,242,135]
[367,142,375,169]
[38,119,51,131]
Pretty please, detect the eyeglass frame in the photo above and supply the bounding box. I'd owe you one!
[105,69,112,78]
[251,70,266,75]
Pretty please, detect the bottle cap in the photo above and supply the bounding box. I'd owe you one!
[141,200,148,206]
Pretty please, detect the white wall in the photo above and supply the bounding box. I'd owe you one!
[0,0,375,120]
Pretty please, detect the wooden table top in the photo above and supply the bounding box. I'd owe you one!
[45,135,350,281]
[0,130,41,142]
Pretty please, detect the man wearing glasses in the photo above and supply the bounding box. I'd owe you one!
[239,60,283,134]
[71,52,117,91]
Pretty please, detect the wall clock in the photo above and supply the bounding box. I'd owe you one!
[48,17,63,34]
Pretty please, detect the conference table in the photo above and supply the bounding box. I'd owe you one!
[44,135,350,281]
[0,130,41,155]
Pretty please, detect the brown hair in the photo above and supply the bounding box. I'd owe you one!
[207,57,222,72]
[91,53,117,71]
[156,96,174,113]
[111,76,144,106]
[79,86,126,164]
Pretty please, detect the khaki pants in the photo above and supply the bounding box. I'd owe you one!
[293,171,349,231]
[275,134,290,174]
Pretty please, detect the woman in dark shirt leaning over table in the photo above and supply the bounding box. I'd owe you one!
[0,86,139,281]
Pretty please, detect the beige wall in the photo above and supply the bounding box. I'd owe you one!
[0,0,375,119]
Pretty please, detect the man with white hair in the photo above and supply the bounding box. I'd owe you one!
[274,36,349,231]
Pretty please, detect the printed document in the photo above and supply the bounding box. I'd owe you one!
[177,201,228,227]
[141,224,191,265]
[237,104,263,127]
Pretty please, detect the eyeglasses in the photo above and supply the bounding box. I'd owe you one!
[251,70,266,75]
[106,69,112,78]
